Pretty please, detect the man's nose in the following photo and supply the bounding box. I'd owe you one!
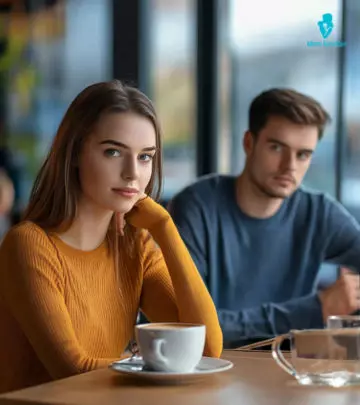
[280,151,296,171]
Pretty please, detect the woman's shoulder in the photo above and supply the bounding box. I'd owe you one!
[0,221,64,287]
[1,221,54,252]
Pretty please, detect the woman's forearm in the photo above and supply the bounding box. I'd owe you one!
[148,217,223,357]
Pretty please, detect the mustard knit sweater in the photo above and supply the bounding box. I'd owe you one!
[0,197,222,393]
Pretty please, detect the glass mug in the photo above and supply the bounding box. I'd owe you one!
[327,315,360,329]
[327,315,360,361]
[272,329,360,387]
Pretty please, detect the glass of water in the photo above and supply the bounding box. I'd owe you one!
[272,329,360,387]
[327,315,360,329]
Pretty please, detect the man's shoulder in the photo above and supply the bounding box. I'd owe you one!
[293,186,353,219]
[173,174,235,202]
[293,186,335,206]
[169,174,235,218]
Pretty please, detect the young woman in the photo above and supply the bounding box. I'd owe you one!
[0,80,222,393]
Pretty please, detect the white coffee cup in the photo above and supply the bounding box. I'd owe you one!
[135,323,206,373]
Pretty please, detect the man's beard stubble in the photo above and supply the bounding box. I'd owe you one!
[248,168,294,199]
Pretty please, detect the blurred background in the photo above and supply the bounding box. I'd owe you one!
[0,0,359,233]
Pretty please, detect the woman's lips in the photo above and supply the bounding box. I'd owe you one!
[112,188,139,198]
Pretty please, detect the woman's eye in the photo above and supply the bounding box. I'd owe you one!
[138,153,154,162]
[104,149,121,157]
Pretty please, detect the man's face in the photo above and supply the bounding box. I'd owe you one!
[244,115,319,199]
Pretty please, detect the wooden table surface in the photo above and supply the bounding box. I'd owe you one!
[0,351,359,405]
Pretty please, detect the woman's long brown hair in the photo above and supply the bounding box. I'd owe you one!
[23,80,163,284]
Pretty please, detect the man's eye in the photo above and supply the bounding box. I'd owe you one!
[270,144,282,151]
[298,152,311,161]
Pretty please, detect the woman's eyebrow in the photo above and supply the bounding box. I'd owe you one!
[99,140,157,151]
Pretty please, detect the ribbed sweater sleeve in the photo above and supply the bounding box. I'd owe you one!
[128,197,223,357]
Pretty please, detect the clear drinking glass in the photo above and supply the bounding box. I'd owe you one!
[327,315,360,329]
[272,329,360,387]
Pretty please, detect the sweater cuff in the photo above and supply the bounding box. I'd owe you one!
[290,293,325,330]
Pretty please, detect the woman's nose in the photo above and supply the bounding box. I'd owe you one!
[121,156,139,181]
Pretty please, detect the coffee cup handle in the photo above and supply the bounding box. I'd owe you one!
[271,334,297,377]
[151,338,168,365]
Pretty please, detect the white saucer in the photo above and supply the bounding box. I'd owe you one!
[109,356,233,381]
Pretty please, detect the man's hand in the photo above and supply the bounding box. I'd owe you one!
[318,267,360,322]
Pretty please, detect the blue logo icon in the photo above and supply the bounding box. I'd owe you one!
[317,13,334,39]
[307,13,345,47]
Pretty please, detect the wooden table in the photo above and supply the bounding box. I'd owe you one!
[0,351,359,405]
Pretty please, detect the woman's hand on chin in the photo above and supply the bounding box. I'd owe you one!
[116,192,148,235]
[125,194,170,230]
[116,212,126,236]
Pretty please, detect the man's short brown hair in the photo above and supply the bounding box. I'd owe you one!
[249,88,331,140]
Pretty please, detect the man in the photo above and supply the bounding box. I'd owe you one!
[0,146,20,227]
[0,168,14,240]
[169,88,360,348]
